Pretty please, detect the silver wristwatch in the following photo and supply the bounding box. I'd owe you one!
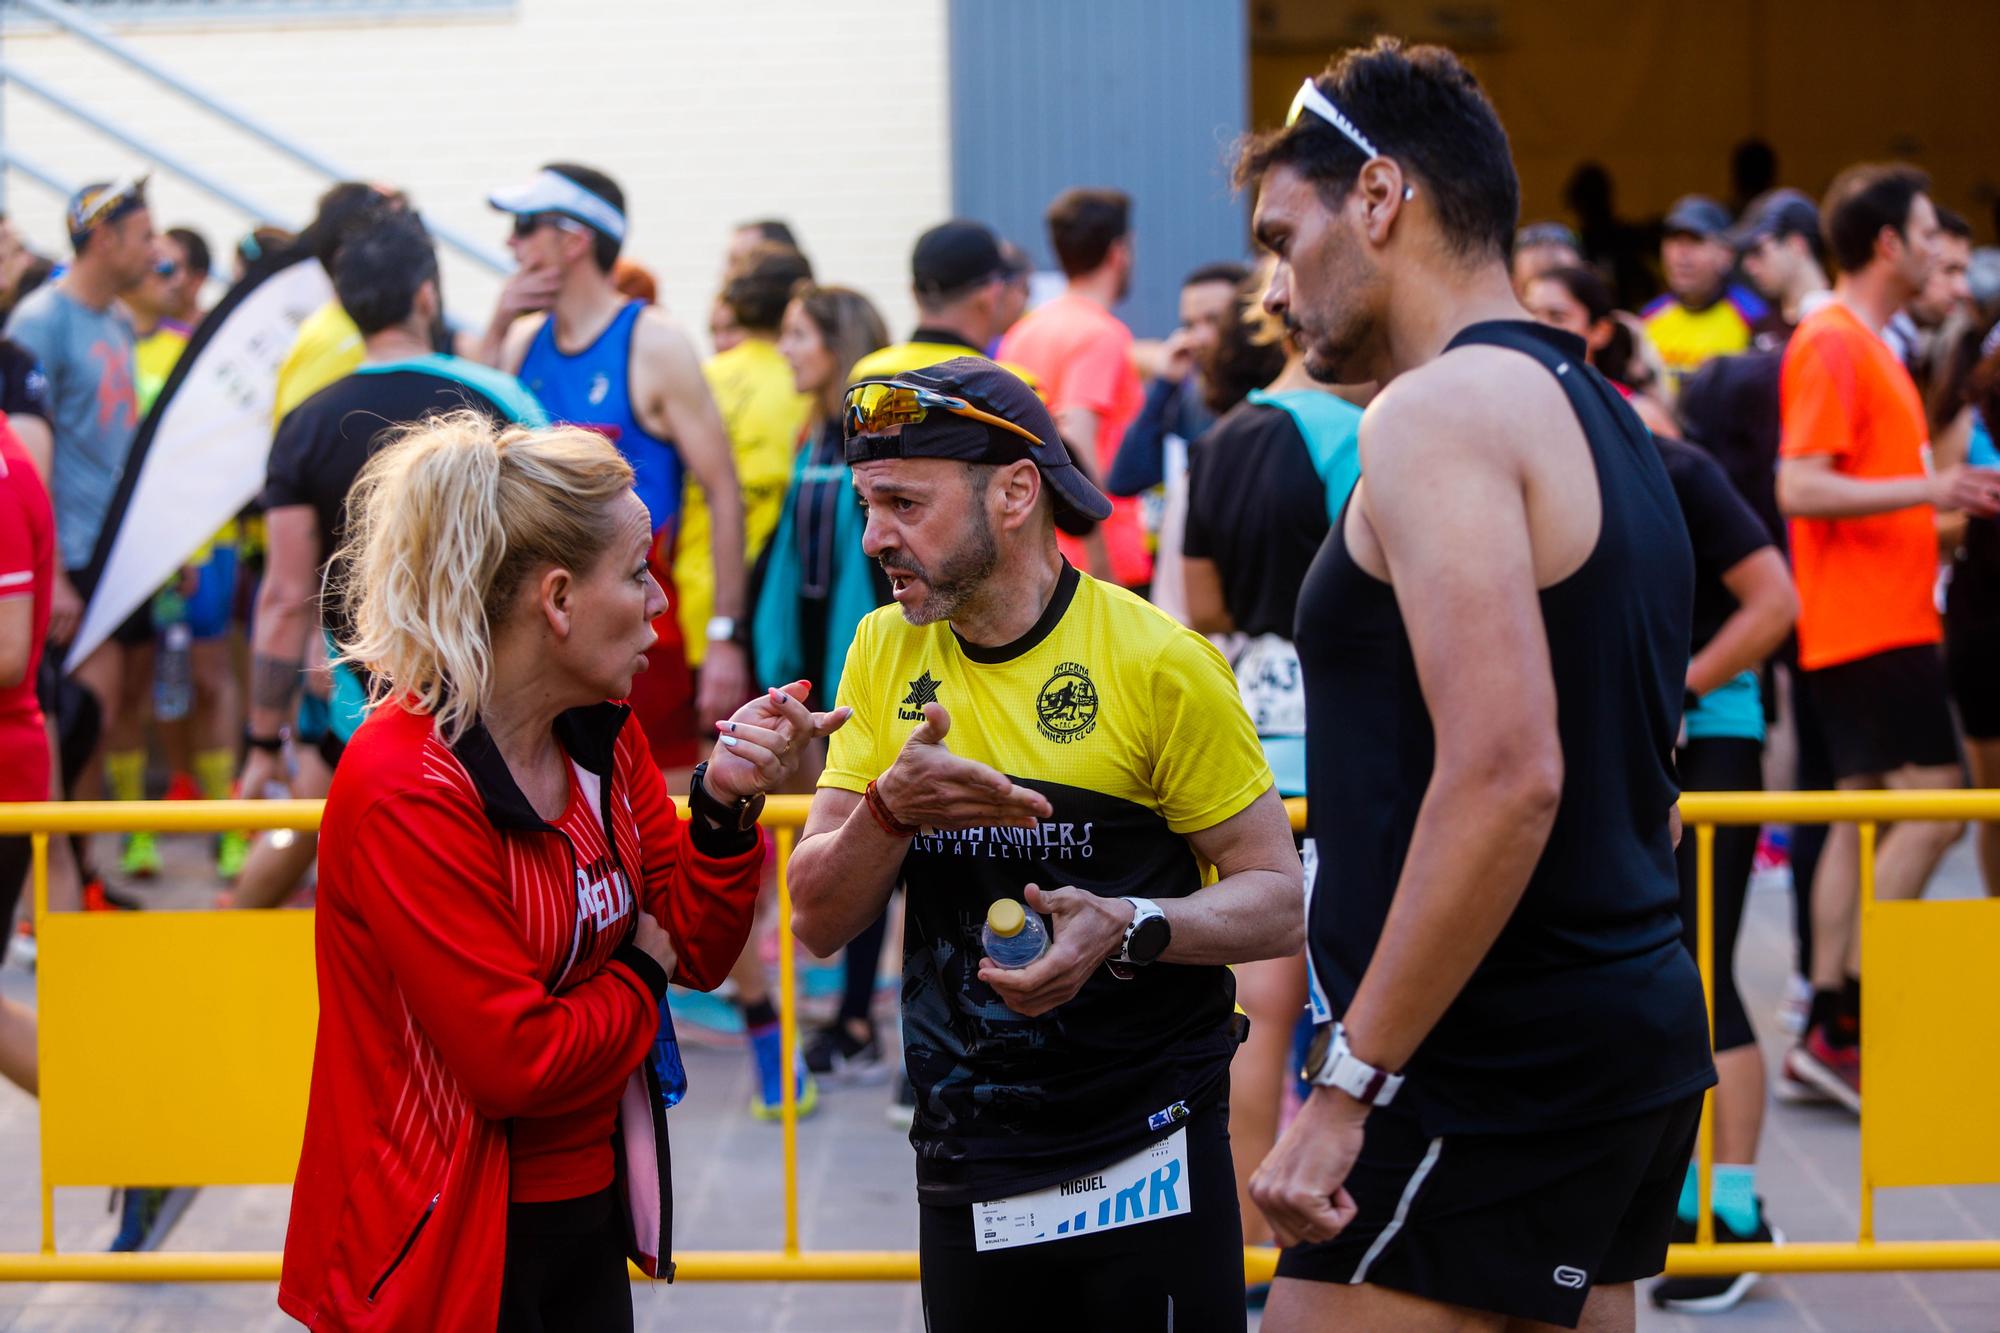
[1303,1022,1404,1107]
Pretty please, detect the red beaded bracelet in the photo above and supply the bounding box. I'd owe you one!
[864,779,920,838]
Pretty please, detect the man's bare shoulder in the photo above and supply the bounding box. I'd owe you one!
[499,311,547,372]
[1360,343,1572,479]
[631,304,700,364]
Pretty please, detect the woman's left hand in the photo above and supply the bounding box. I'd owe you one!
[705,680,852,802]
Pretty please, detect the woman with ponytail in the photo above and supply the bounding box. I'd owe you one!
[279,414,846,1332]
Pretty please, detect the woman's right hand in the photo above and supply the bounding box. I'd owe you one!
[632,910,678,982]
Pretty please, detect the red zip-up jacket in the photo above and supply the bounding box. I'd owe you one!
[279,700,761,1331]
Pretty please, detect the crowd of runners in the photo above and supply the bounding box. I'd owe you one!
[0,31,1997,1332]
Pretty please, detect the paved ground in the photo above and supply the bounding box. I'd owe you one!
[0,830,1995,1330]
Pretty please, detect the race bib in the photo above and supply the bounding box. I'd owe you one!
[973,1129,1189,1252]
[1234,633,1305,738]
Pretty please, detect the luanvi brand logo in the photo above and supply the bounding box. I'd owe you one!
[900,669,942,721]
[1552,1265,1587,1289]
[1035,661,1098,743]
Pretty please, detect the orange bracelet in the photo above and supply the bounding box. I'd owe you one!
[864,779,919,838]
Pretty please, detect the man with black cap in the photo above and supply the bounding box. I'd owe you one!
[789,356,1302,1329]
[1735,188,1834,337]
[1642,193,1775,395]
[849,219,1026,384]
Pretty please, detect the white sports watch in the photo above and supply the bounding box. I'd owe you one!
[1303,1022,1404,1107]
[705,615,738,644]
[1113,896,1170,965]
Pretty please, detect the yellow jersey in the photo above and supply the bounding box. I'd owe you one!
[822,563,1271,1203]
[273,300,363,425]
[676,337,812,663]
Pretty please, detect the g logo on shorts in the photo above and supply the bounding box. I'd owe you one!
[1552,1265,1588,1289]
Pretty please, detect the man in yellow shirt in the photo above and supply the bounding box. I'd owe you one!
[850,220,1028,385]
[1641,195,1774,397]
[272,183,408,421]
[677,243,814,661]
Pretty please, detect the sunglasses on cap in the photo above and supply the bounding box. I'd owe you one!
[844,380,1045,452]
[69,175,149,236]
[153,258,181,278]
[511,212,587,241]
[1285,80,1415,201]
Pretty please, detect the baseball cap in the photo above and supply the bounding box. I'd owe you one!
[844,357,1111,536]
[487,167,626,241]
[1515,221,1581,252]
[1728,188,1820,251]
[67,175,150,247]
[1662,195,1732,240]
[912,220,1007,298]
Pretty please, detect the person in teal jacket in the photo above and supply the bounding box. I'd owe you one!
[755,282,899,1086]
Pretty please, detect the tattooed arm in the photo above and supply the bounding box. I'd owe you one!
[239,505,322,797]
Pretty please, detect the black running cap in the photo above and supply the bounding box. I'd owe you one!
[845,357,1111,536]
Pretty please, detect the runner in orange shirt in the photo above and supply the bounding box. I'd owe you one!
[1774,162,2000,1111]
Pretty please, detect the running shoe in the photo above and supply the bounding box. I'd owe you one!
[887,1074,916,1131]
[214,830,250,882]
[803,1022,888,1083]
[747,1023,818,1121]
[163,772,200,802]
[81,877,138,913]
[119,832,163,880]
[1748,827,1792,895]
[1783,1026,1860,1113]
[1650,1208,1785,1313]
[108,1186,197,1252]
[9,922,34,971]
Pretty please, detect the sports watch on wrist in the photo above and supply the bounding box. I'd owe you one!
[689,760,764,832]
[705,615,739,644]
[1303,1022,1404,1107]
[1114,896,1170,966]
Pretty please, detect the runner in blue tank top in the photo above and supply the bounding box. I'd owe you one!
[482,162,751,740]
[1236,43,1712,1333]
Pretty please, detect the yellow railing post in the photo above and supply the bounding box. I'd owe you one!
[1856,820,1877,1247]
[30,831,51,1258]
[1694,822,1716,1248]
[775,825,801,1259]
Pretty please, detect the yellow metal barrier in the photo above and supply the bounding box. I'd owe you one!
[0,791,1997,1284]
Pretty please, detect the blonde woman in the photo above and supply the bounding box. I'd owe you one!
[279,415,845,1332]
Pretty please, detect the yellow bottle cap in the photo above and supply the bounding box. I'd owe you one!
[986,898,1026,938]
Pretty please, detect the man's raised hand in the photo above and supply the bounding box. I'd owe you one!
[873,704,1052,832]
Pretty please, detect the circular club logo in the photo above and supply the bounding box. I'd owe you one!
[1036,661,1099,743]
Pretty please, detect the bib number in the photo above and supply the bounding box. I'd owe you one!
[973,1129,1190,1251]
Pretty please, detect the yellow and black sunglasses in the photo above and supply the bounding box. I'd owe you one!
[843,379,1046,455]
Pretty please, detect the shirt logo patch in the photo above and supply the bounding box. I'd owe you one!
[574,853,632,934]
[1035,661,1098,744]
[587,372,611,406]
[900,670,943,722]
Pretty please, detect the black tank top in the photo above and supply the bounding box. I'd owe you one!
[1295,320,1715,1135]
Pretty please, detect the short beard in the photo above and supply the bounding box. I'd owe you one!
[888,508,1000,627]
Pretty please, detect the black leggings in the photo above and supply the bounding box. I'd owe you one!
[918,1103,1246,1333]
[839,905,889,1028]
[495,1187,632,1333]
[1675,737,1762,1053]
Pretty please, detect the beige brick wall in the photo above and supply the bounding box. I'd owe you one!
[1,0,949,347]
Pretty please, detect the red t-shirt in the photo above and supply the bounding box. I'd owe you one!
[998,293,1151,588]
[1778,302,1939,670]
[0,417,52,803]
[507,761,641,1202]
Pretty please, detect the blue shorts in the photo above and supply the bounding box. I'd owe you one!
[185,544,239,641]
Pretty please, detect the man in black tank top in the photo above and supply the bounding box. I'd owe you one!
[1235,39,1715,1332]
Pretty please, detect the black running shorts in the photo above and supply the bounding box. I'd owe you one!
[1275,1094,1702,1328]
[1804,643,1961,779]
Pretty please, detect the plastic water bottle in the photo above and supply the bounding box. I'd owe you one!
[652,996,688,1109]
[982,898,1049,969]
[152,588,193,723]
